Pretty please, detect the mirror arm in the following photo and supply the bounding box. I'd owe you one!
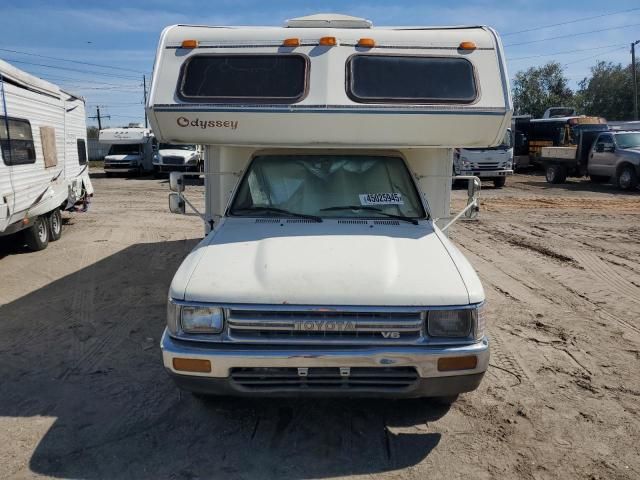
[441,199,478,232]
[179,192,206,221]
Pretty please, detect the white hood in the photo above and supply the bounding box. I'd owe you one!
[170,219,483,306]
[105,154,141,161]
[159,149,196,159]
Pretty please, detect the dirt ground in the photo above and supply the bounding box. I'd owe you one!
[0,170,639,479]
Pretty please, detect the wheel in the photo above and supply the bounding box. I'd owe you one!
[24,216,49,251]
[589,174,609,184]
[493,177,506,188]
[616,165,638,191]
[48,209,62,241]
[545,165,567,184]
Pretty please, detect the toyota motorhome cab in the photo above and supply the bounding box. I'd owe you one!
[100,127,154,176]
[147,14,512,399]
[153,143,202,175]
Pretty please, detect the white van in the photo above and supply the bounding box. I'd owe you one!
[0,59,93,251]
[454,128,513,188]
[100,127,154,176]
[147,14,512,400]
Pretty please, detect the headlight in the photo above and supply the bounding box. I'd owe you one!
[181,306,224,334]
[460,157,471,168]
[130,160,138,166]
[427,309,474,337]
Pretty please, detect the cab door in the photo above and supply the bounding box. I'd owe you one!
[589,133,615,175]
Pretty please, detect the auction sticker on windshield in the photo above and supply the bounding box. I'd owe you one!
[359,193,404,206]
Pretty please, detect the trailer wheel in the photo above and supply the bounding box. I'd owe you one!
[589,175,609,184]
[48,209,62,241]
[493,177,506,188]
[545,165,567,184]
[616,165,638,191]
[24,216,49,251]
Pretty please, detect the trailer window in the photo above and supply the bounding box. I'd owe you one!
[179,54,308,103]
[347,55,477,104]
[0,118,36,165]
[77,139,87,165]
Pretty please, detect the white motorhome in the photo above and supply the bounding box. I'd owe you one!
[100,127,154,176]
[0,59,93,251]
[153,142,202,176]
[148,14,512,400]
[454,128,513,188]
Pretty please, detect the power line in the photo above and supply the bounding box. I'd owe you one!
[0,47,149,74]
[509,43,628,61]
[505,22,640,47]
[3,58,141,80]
[502,7,640,36]
[562,46,628,66]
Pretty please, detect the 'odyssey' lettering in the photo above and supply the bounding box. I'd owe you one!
[177,116,238,130]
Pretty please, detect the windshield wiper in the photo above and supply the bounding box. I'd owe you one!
[232,206,322,223]
[320,205,420,225]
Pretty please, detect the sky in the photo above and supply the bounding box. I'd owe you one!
[1,0,638,127]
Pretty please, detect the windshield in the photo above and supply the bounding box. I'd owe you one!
[615,133,640,149]
[230,155,426,220]
[159,143,195,151]
[108,144,141,155]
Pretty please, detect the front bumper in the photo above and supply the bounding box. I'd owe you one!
[104,163,139,172]
[161,330,490,397]
[458,169,513,178]
[153,163,198,172]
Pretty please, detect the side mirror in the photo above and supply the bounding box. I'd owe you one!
[169,193,185,214]
[605,145,615,153]
[595,143,604,153]
[465,177,481,219]
[169,171,184,192]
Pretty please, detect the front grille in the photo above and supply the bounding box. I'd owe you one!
[471,162,500,170]
[230,367,419,391]
[162,156,184,165]
[226,309,424,345]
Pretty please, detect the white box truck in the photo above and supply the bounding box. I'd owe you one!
[147,13,512,400]
[0,58,93,251]
[100,127,154,176]
[454,128,513,188]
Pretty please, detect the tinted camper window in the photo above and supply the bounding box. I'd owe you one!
[347,55,477,104]
[77,138,87,165]
[179,55,308,103]
[0,118,36,165]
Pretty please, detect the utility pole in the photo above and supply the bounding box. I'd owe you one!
[633,40,640,121]
[143,74,148,128]
[88,106,110,130]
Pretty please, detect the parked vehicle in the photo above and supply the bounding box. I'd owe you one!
[454,128,513,188]
[100,127,154,176]
[0,59,93,251]
[543,130,640,190]
[147,13,513,400]
[153,143,202,176]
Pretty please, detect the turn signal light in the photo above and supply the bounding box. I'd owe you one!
[319,36,337,46]
[458,41,477,51]
[172,357,211,373]
[357,38,376,48]
[181,39,199,49]
[437,355,478,372]
[283,38,300,47]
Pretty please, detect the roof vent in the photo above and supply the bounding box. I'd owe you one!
[285,13,372,29]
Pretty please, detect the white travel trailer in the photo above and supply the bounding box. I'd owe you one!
[148,14,512,400]
[100,127,154,176]
[0,59,93,251]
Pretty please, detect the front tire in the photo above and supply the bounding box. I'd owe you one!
[545,164,567,184]
[24,216,49,251]
[616,165,638,191]
[48,209,62,241]
[493,177,506,189]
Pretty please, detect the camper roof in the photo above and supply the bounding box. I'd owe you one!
[99,127,153,144]
[0,58,61,98]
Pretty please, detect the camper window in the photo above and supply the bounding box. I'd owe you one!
[0,117,36,165]
[178,54,308,103]
[229,155,426,220]
[346,55,477,104]
[77,139,87,165]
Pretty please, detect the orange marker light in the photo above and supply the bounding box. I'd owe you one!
[283,38,300,47]
[357,38,376,48]
[319,36,337,46]
[458,41,477,51]
[172,357,211,373]
[437,356,478,372]
[181,39,199,49]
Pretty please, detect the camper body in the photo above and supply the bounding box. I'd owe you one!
[148,14,512,398]
[0,59,93,251]
[99,127,154,176]
[454,128,513,188]
[153,143,202,175]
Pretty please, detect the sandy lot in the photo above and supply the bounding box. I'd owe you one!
[0,170,639,479]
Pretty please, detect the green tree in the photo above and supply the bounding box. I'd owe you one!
[512,62,574,117]
[86,126,99,139]
[574,61,634,121]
